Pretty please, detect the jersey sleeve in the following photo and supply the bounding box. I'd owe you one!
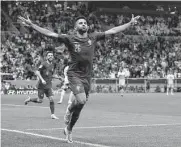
[91,32,105,41]
[58,34,74,51]
[58,34,68,42]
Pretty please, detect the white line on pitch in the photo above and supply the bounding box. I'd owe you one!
[1,109,11,110]
[1,128,110,147]
[26,123,181,131]
[2,104,48,109]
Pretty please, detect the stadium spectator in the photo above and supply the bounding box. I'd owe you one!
[1,1,181,79]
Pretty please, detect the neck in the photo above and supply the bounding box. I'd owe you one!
[76,31,88,38]
[47,60,52,64]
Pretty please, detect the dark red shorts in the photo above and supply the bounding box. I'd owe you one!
[37,80,53,98]
[38,88,53,99]
[68,75,91,97]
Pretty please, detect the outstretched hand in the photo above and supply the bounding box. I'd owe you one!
[130,14,140,25]
[18,16,32,27]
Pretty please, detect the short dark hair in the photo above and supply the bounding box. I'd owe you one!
[74,16,87,24]
[46,51,54,56]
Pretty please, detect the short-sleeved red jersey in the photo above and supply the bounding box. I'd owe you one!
[58,32,105,78]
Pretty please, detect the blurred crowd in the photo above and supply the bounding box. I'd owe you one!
[94,34,181,78]
[99,13,181,36]
[1,1,181,80]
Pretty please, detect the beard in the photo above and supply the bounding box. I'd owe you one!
[48,58,53,62]
[78,28,87,34]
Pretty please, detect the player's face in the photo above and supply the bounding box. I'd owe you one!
[75,19,88,33]
[46,53,54,61]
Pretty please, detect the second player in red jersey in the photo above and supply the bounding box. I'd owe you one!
[24,51,59,120]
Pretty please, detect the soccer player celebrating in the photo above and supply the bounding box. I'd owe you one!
[24,51,59,119]
[166,69,175,95]
[117,67,126,96]
[19,14,140,143]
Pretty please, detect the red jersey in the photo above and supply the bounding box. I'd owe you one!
[58,32,105,78]
[37,60,56,89]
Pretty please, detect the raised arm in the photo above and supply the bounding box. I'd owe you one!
[18,16,59,38]
[105,14,140,35]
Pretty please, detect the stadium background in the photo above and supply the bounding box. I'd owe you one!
[1,2,181,147]
[1,1,181,94]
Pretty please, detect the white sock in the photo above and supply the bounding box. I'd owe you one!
[171,89,173,94]
[60,90,66,102]
[68,92,74,104]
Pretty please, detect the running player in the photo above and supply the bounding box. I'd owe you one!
[117,67,126,96]
[57,65,72,104]
[24,51,59,119]
[166,69,175,95]
[19,14,140,143]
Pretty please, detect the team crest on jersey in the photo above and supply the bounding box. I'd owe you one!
[88,39,92,45]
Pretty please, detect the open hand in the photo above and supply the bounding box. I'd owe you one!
[18,16,32,27]
[130,14,140,25]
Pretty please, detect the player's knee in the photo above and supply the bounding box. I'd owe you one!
[75,93,86,105]
[78,98,86,105]
[48,97,54,103]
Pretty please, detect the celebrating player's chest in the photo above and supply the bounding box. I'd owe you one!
[72,38,93,55]
[66,35,95,61]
